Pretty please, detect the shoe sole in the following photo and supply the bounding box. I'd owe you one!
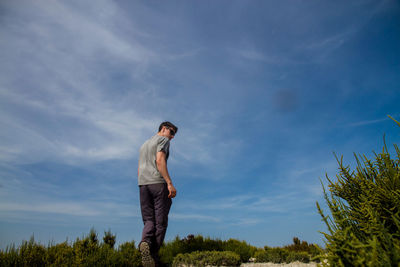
[139,242,155,267]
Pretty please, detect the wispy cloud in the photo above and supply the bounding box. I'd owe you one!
[346,117,392,127]
[0,1,165,164]
[0,201,139,220]
[0,0,234,168]
[0,0,398,249]
[228,218,262,226]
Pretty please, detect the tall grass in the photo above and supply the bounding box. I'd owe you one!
[0,229,142,267]
[0,231,322,266]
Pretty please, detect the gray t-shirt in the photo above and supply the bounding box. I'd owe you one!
[138,135,170,185]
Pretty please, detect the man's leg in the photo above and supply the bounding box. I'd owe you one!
[150,183,172,252]
[140,185,156,244]
[139,185,156,267]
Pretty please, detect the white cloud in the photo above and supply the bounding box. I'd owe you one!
[0,0,236,168]
[0,1,165,164]
[0,202,101,217]
[0,200,140,220]
[346,117,391,127]
[228,45,303,68]
[229,218,262,226]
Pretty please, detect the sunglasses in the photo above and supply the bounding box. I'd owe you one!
[168,127,176,136]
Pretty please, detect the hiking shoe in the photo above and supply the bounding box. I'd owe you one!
[139,241,155,267]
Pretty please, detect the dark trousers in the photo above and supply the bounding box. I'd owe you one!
[140,183,172,253]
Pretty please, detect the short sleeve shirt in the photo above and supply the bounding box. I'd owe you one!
[138,135,170,185]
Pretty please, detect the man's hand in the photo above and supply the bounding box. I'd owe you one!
[167,183,177,198]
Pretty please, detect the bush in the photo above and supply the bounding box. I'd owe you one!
[286,251,310,263]
[118,241,142,267]
[19,237,47,267]
[254,247,289,263]
[283,237,321,258]
[317,117,400,266]
[159,234,257,265]
[159,235,201,264]
[103,230,116,249]
[0,230,320,266]
[0,245,20,266]
[253,249,269,263]
[223,238,258,263]
[254,241,319,264]
[0,229,142,267]
[46,242,74,266]
[172,250,241,267]
[72,229,101,266]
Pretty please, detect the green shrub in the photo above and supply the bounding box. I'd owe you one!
[72,229,125,266]
[0,229,141,267]
[0,230,319,266]
[159,235,224,265]
[254,246,289,263]
[283,237,324,262]
[253,249,269,263]
[73,229,101,266]
[19,237,47,267]
[46,241,74,266]
[159,234,256,265]
[159,236,189,264]
[172,250,241,267]
[118,241,142,267]
[317,117,400,266]
[283,237,321,258]
[0,245,20,266]
[286,251,310,263]
[254,239,322,264]
[222,238,257,263]
[103,230,116,249]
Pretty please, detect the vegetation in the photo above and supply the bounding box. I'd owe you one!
[283,237,320,256]
[159,234,257,264]
[173,250,241,267]
[316,116,400,266]
[0,231,321,266]
[0,229,142,267]
[4,119,399,266]
[254,237,321,264]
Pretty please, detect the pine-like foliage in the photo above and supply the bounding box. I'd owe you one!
[0,229,142,267]
[317,118,400,266]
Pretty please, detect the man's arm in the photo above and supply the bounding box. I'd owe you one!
[156,151,177,198]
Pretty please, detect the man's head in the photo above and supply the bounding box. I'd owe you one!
[158,121,178,140]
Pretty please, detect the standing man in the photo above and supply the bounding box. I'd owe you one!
[138,121,178,267]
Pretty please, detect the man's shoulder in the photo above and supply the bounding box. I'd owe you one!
[142,135,169,147]
[153,135,169,144]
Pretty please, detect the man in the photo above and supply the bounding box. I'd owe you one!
[138,121,178,267]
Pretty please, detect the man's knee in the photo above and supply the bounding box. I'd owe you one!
[144,220,156,231]
[156,220,168,230]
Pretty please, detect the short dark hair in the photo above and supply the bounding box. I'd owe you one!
[158,121,178,134]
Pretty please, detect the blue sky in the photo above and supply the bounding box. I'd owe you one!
[0,0,399,249]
